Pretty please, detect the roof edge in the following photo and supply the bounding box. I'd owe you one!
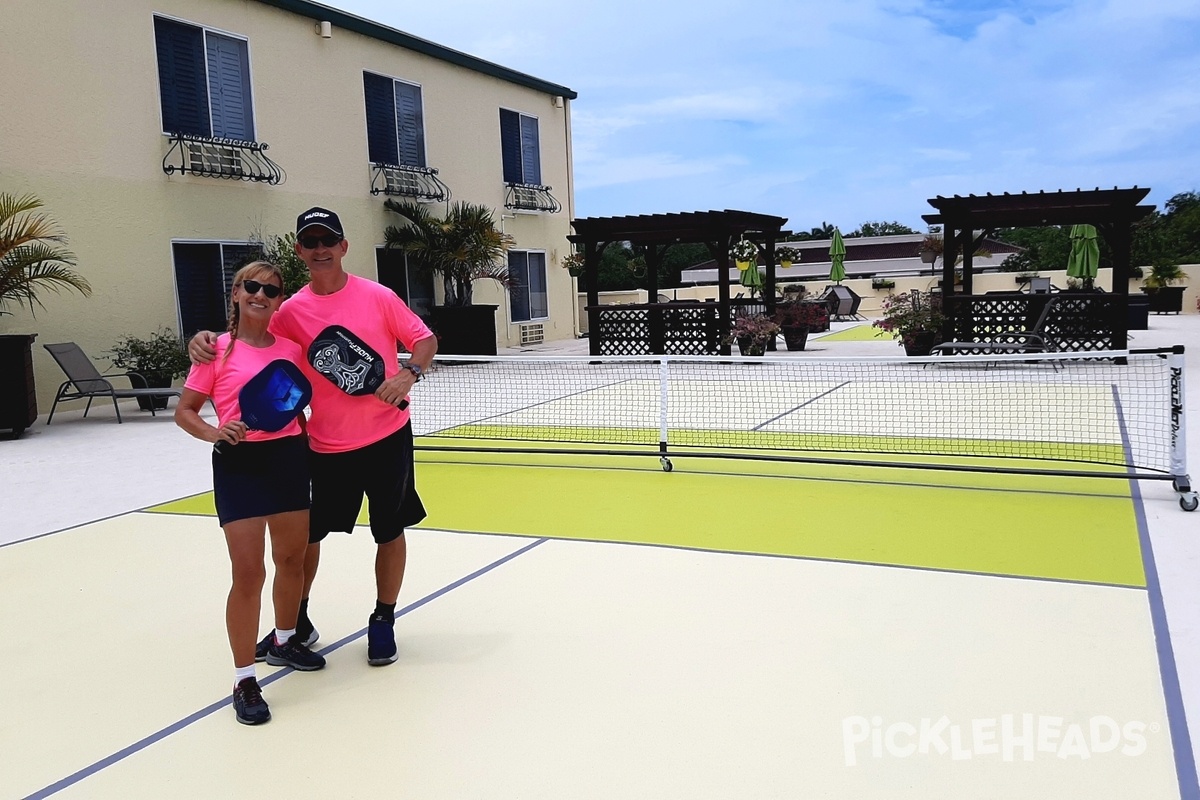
[255,0,578,99]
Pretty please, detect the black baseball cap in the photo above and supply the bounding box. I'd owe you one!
[296,207,344,237]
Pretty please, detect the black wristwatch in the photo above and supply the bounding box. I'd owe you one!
[401,361,423,381]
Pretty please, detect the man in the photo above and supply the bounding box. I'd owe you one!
[189,207,437,666]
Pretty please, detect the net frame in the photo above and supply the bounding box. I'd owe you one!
[407,347,1194,500]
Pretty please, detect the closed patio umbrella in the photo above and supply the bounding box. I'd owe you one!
[739,260,764,297]
[1067,224,1099,289]
[829,229,846,284]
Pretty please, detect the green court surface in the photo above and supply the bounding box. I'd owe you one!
[151,445,1145,588]
[817,324,893,342]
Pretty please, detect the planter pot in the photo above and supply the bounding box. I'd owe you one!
[902,330,939,357]
[0,333,38,437]
[127,370,173,410]
[779,260,793,269]
[428,304,499,355]
[736,335,767,356]
[1127,293,1150,330]
[1142,286,1185,314]
[735,259,752,271]
[781,325,809,351]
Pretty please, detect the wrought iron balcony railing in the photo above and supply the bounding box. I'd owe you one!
[369,163,451,202]
[504,182,562,213]
[162,133,285,185]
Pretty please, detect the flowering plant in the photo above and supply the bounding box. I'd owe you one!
[731,238,759,262]
[872,290,946,348]
[773,301,825,329]
[724,313,780,355]
[562,251,585,276]
[775,246,799,265]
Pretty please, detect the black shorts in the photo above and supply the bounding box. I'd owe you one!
[309,423,426,545]
[212,435,311,526]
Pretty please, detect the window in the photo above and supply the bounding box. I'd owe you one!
[172,242,262,336]
[376,248,435,318]
[154,16,254,141]
[364,72,426,167]
[508,251,548,323]
[499,109,541,185]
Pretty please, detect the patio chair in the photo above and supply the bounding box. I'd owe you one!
[43,342,182,423]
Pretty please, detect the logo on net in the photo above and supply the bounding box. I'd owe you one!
[841,714,1156,766]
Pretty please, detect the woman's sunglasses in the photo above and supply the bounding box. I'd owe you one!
[298,234,343,249]
[240,279,282,299]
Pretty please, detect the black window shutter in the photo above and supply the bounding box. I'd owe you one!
[394,82,426,167]
[154,17,211,137]
[520,115,541,186]
[364,72,399,165]
[499,109,523,183]
[205,33,254,140]
[508,251,531,322]
[172,243,224,337]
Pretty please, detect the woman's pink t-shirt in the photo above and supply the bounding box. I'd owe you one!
[268,274,433,454]
[183,333,306,441]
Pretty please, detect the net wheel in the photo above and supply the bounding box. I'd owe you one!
[1180,494,1198,512]
[660,456,673,473]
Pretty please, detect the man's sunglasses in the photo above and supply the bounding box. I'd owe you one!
[240,279,282,299]
[298,233,343,249]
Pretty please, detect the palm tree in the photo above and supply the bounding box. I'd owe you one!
[383,199,513,307]
[0,193,91,316]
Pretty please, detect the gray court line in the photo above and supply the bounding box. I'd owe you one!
[417,525,1146,592]
[1115,384,1199,799]
[21,537,548,800]
[752,380,852,431]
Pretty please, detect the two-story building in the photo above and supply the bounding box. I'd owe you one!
[1,0,577,412]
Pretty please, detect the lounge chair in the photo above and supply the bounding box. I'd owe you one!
[43,342,182,423]
[929,297,1061,359]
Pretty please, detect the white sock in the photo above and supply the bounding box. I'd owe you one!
[275,628,296,647]
[234,664,256,686]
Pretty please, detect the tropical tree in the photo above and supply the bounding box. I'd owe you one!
[0,193,91,316]
[383,200,514,306]
[848,220,917,237]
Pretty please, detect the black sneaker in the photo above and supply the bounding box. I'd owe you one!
[255,623,319,662]
[265,634,327,671]
[232,677,271,725]
[367,612,398,666]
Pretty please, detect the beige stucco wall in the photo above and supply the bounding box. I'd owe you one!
[0,0,575,412]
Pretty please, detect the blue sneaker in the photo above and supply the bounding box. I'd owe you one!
[367,612,397,666]
[255,622,318,662]
[232,677,270,725]
[265,634,327,672]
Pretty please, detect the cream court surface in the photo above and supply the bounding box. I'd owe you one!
[4,319,1200,799]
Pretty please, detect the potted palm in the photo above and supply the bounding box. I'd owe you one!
[872,290,946,356]
[107,328,191,410]
[725,313,780,356]
[384,199,514,355]
[0,193,91,436]
[1141,262,1187,314]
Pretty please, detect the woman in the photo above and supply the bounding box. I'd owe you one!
[175,261,325,726]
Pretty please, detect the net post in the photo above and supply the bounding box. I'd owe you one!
[658,357,672,472]
[1168,347,1192,495]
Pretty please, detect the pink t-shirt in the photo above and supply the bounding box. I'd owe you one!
[269,273,433,454]
[183,333,306,442]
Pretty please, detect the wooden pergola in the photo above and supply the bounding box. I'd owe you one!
[922,188,1156,351]
[569,210,788,355]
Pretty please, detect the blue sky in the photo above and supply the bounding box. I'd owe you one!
[334,0,1200,233]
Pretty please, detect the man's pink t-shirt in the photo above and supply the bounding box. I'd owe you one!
[269,273,433,454]
[183,334,306,442]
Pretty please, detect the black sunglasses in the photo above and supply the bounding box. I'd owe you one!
[241,279,282,299]
[298,233,343,249]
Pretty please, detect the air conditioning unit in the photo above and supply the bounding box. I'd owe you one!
[383,166,420,196]
[188,142,242,176]
[519,323,544,345]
